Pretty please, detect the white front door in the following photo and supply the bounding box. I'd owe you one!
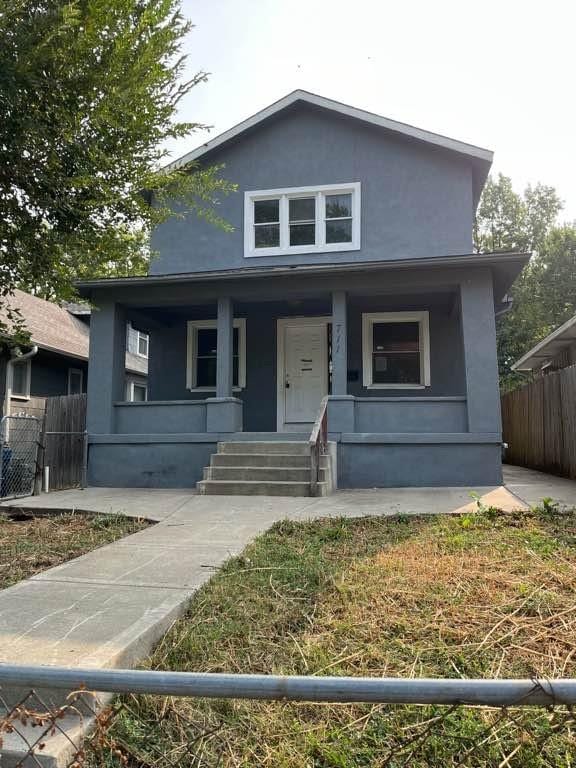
[277,319,329,431]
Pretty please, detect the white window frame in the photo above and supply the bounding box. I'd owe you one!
[136,331,149,358]
[362,311,431,389]
[67,367,84,395]
[186,318,246,392]
[244,182,361,258]
[126,379,148,402]
[10,358,31,400]
[127,323,149,359]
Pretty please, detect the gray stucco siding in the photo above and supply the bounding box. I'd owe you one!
[115,401,207,433]
[88,440,215,488]
[86,436,501,489]
[338,441,502,488]
[150,105,474,277]
[353,398,467,433]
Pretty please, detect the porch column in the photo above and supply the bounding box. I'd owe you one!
[331,290,348,396]
[206,296,243,432]
[459,270,501,434]
[86,300,126,434]
[329,290,356,433]
[216,296,234,398]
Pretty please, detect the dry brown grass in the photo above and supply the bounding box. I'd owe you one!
[0,509,149,588]
[101,508,576,767]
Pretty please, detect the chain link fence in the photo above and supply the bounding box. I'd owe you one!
[1,670,576,767]
[0,415,41,500]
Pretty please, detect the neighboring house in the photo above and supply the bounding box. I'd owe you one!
[0,290,148,420]
[77,90,528,492]
[512,314,576,375]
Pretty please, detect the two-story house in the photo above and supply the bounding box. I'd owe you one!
[77,91,528,494]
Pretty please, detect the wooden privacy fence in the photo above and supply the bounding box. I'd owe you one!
[501,364,576,479]
[42,393,87,491]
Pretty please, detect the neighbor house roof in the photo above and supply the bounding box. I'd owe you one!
[512,314,576,372]
[165,90,493,205]
[0,289,147,376]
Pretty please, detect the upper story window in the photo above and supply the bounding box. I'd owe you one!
[127,323,149,358]
[244,182,361,258]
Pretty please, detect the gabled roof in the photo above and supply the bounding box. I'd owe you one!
[1,289,91,360]
[165,90,493,203]
[512,314,576,372]
[0,289,147,376]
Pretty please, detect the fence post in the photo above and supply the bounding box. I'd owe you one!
[81,430,88,489]
[33,414,47,496]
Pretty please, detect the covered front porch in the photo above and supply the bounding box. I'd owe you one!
[81,258,506,489]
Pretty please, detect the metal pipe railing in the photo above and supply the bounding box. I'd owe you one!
[308,396,328,496]
[1,665,575,707]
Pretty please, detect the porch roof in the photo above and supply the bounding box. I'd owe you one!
[77,251,529,305]
[512,313,576,372]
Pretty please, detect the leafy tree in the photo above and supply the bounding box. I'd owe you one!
[475,174,576,389]
[0,0,235,342]
[474,174,562,253]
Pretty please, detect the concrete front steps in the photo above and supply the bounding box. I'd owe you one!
[197,441,331,497]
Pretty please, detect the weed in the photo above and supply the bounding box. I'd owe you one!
[534,496,561,517]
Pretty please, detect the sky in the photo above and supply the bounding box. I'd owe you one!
[167,0,576,220]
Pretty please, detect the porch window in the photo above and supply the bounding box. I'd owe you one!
[362,312,430,388]
[186,319,246,391]
[244,183,360,257]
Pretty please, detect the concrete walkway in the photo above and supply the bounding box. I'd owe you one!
[0,466,573,765]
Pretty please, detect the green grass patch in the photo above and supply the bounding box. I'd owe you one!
[92,507,576,767]
[0,509,149,588]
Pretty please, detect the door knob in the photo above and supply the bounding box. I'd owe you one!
[285,381,290,389]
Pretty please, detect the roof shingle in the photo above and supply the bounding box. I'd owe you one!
[0,289,147,376]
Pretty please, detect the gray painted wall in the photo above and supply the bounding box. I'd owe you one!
[30,351,88,397]
[151,104,474,276]
[146,293,465,432]
[115,401,207,433]
[353,398,467,433]
[338,442,502,488]
[88,440,215,488]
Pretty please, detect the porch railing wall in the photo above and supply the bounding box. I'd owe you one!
[114,401,207,434]
[353,396,467,433]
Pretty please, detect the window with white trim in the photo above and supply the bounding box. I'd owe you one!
[362,312,431,388]
[67,368,83,395]
[126,379,148,402]
[10,359,31,399]
[186,319,246,391]
[244,183,361,257]
[127,323,149,358]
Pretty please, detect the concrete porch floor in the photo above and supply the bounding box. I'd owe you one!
[1,465,574,765]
